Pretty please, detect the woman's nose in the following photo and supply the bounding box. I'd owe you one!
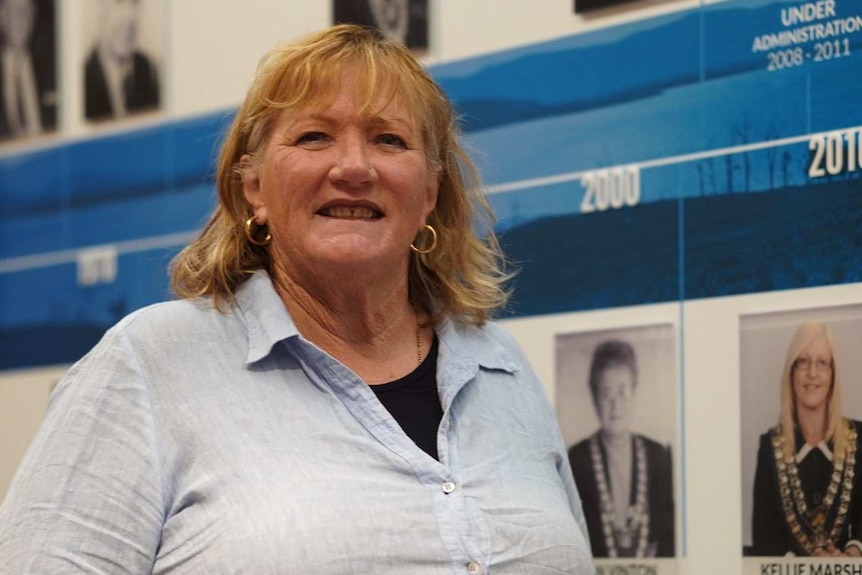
[330,136,375,186]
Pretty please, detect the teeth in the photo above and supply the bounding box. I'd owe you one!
[320,206,378,219]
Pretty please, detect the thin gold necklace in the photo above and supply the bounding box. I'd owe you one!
[416,313,423,365]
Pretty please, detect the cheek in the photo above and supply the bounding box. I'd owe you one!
[597,401,612,418]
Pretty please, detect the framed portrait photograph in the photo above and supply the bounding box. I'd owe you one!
[82,0,163,123]
[556,323,678,560]
[574,0,649,14]
[0,0,57,143]
[333,0,428,53]
[740,304,862,559]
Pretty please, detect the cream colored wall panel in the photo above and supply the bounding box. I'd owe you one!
[168,0,330,117]
[434,0,702,63]
[0,366,68,503]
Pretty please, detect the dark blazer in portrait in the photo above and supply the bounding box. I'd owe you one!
[569,432,675,558]
[0,0,57,141]
[750,420,862,556]
[84,50,160,121]
[333,0,428,51]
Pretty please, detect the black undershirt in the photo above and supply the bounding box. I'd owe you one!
[371,337,442,460]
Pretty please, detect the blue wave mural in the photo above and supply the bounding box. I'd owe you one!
[2,0,861,368]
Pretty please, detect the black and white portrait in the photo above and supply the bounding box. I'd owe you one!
[83,0,162,122]
[333,0,428,52]
[574,0,650,14]
[556,323,677,558]
[0,0,56,142]
[741,305,862,557]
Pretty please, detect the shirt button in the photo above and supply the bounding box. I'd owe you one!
[442,481,456,494]
[467,561,481,574]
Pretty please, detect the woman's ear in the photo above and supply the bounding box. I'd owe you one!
[240,154,267,223]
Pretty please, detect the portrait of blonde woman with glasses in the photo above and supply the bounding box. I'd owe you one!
[751,321,862,557]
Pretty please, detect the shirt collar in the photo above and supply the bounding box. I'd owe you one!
[796,441,834,463]
[235,270,300,365]
[436,315,521,374]
[234,270,522,375]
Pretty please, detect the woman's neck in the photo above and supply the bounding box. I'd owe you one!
[600,429,632,450]
[270,262,430,385]
[797,406,827,446]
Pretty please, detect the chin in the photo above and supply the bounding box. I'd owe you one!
[313,250,403,274]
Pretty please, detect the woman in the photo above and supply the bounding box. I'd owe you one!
[568,339,675,558]
[751,321,862,557]
[0,25,593,573]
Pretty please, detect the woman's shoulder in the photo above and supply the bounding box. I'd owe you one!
[635,433,670,452]
[111,297,223,339]
[445,317,511,342]
[437,317,523,372]
[633,434,675,465]
[568,434,595,458]
[90,297,240,362]
[755,426,783,455]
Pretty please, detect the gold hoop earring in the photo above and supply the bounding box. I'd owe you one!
[244,216,271,246]
[410,224,437,255]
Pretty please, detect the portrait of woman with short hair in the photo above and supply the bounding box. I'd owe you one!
[556,325,677,559]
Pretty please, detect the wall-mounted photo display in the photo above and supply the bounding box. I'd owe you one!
[574,0,646,14]
[83,0,162,123]
[0,0,57,143]
[556,323,678,564]
[741,304,862,565]
[333,0,428,53]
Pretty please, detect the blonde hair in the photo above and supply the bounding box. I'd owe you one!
[778,321,846,458]
[170,24,509,325]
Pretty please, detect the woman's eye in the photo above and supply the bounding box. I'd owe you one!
[296,132,329,146]
[377,133,406,148]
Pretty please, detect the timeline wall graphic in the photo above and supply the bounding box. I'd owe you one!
[1,2,861,571]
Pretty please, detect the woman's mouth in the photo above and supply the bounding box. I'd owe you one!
[318,206,382,219]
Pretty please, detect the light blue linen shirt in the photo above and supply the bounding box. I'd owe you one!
[0,271,593,574]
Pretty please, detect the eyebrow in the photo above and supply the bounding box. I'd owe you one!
[291,112,415,132]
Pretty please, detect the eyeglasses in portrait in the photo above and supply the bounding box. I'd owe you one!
[741,304,862,559]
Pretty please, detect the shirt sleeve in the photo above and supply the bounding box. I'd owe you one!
[556,435,592,549]
[506,332,593,551]
[0,325,166,574]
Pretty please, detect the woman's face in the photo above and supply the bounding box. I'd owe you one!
[243,67,438,282]
[792,331,834,413]
[595,364,636,438]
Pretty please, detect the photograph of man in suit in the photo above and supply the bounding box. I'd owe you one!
[84,0,159,121]
[567,339,675,558]
[0,0,56,141]
[333,0,428,52]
